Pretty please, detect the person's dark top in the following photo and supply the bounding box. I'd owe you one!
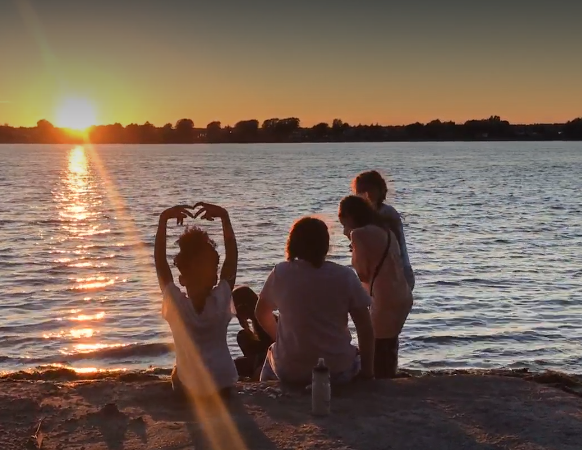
[252,316,276,352]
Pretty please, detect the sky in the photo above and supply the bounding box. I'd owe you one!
[1,0,581,127]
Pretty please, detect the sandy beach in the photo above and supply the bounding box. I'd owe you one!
[1,369,581,450]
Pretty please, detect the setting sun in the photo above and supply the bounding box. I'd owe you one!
[55,97,97,130]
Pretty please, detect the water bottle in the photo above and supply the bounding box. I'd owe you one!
[312,358,330,416]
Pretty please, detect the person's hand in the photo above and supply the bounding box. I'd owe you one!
[237,316,251,331]
[193,202,228,221]
[160,205,194,225]
[241,327,259,341]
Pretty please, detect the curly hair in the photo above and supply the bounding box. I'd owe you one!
[173,226,219,272]
[285,217,329,268]
[351,170,388,208]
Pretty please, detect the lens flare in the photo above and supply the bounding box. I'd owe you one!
[55,97,97,130]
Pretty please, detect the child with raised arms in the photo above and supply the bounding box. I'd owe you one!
[154,202,238,399]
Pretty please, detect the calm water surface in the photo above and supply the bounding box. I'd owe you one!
[1,143,581,374]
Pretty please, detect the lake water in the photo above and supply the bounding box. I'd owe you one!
[1,143,581,374]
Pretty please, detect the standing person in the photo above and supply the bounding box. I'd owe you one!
[351,170,415,290]
[339,195,413,378]
[154,202,238,399]
[255,217,375,384]
[232,285,275,379]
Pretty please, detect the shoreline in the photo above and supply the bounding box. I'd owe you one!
[3,366,581,396]
[2,138,582,145]
[2,368,581,450]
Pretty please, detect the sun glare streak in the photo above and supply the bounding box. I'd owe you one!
[15,1,242,429]
[176,316,249,450]
[14,0,61,80]
[78,136,249,449]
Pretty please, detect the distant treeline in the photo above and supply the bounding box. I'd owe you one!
[2,116,582,144]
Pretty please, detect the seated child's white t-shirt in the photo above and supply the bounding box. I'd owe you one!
[162,280,238,396]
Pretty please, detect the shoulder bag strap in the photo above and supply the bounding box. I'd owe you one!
[369,231,391,296]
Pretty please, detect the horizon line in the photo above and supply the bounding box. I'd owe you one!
[4,115,582,129]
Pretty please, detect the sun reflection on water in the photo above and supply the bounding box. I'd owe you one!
[72,343,127,353]
[69,328,95,339]
[69,146,87,175]
[61,146,90,224]
[49,146,117,358]
[43,328,96,339]
[69,367,100,374]
[45,363,128,375]
[57,146,106,235]
[69,261,109,268]
[72,276,115,290]
[69,312,105,322]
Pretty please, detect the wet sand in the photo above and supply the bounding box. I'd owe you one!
[1,369,581,450]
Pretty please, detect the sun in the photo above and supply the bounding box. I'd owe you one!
[55,97,97,130]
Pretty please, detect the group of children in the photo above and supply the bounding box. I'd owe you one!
[154,171,414,399]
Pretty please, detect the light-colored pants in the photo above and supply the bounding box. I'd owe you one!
[259,346,361,384]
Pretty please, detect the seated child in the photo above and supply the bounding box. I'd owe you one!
[232,286,275,379]
[154,202,238,399]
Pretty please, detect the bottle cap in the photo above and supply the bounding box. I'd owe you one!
[318,358,325,366]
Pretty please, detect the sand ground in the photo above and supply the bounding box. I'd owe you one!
[1,370,581,450]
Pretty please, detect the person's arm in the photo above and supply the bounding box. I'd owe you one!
[255,297,277,341]
[380,204,408,261]
[350,306,375,379]
[350,228,371,283]
[347,269,375,378]
[237,315,251,331]
[219,213,238,290]
[154,205,194,292]
[255,268,278,341]
[193,202,238,291]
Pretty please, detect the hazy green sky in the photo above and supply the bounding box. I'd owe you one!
[1,0,581,127]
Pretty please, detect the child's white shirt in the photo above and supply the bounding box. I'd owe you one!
[162,280,237,396]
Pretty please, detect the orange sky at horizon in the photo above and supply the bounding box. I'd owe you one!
[1,0,581,128]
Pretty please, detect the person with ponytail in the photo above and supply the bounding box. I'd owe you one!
[351,170,415,291]
[339,195,413,378]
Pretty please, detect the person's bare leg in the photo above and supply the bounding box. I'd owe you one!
[374,337,399,378]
